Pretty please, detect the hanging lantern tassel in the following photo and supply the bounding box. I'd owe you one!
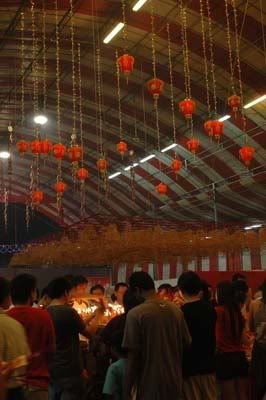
[97,158,107,177]
[239,145,255,167]
[55,181,66,213]
[171,159,182,179]
[228,94,241,117]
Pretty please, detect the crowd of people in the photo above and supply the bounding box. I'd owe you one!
[0,271,265,400]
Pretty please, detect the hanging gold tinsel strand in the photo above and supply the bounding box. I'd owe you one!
[199,0,211,116]
[205,0,217,117]
[224,0,235,94]
[115,50,123,141]
[166,23,177,146]
[77,43,85,216]
[42,0,47,112]
[69,0,77,142]
[20,12,25,127]
[4,188,8,233]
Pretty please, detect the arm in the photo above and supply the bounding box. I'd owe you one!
[125,351,141,400]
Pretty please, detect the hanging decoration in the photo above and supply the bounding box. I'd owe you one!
[17,140,29,156]
[4,188,8,233]
[171,159,182,175]
[40,139,52,155]
[54,0,64,212]
[156,182,167,196]
[68,145,83,165]
[118,0,134,82]
[32,190,44,206]
[115,50,127,158]
[147,78,164,100]
[55,181,66,195]
[17,12,26,156]
[179,98,196,119]
[96,47,107,180]
[97,158,108,175]
[187,137,200,154]
[31,140,42,155]
[239,145,255,167]
[77,167,89,183]
[199,0,211,121]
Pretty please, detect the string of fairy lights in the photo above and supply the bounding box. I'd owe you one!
[0,0,261,233]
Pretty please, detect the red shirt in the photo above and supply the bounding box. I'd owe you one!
[8,306,55,388]
[215,306,244,353]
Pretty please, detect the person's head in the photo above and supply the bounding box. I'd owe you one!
[0,277,11,310]
[216,280,244,340]
[232,279,248,306]
[90,284,105,296]
[114,282,128,305]
[200,280,213,303]
[109,330,127,359]
[157,284,173,300]
[178,271,202,299]
[11,274,37,306]
[123,288,144,313]
[259,280,266,304]
[47,277,72,303]
[70,275,88,297]
[232,273,246,282]
[129,271,155,301]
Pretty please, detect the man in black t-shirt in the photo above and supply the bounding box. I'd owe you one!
[178,271,217,400]
[47,278,94,400]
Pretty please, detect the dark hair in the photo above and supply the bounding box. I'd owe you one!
[11,274,37,305]
[123,288,144,313]
[48,277,72,299]
[129,272,155,292]
[109,330,127,356]
[216,280,244,340]
[232,273,246,282]
[232,279,248,306]
[114,282,128,292]
[71,275,88,288]
[260,280,266,304]
[201,280,212,303]
[178,271,202,296]
[0,277,10,304]
[90,284,105,295]
[158,284,173,293]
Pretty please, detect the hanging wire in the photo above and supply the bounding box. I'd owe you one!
[224,0,235,94]
[42,0,47,112]
[199,0,211,116]
[115,50,123,141]
[20,12,25,127]
[4,188,8,233]
[166,23,177,146]
[69,0,77,142]
[205,0,217,117]
[78,43,86,216]
[121,0,127,52]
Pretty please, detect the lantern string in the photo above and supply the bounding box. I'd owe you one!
[205,0,217,117]
[121,0,127,52]
[70,0,77,142]
[115,50,123,141]
[96,47,103,156]
[78,43,85,217]
[231,0,246,135]
[199,0,211,117]
[224,0,235,94]
[42,0,47,113]
[140,64,147,153]
[20,12,25,128]
[166,23,177,149]
[4,188,8,233]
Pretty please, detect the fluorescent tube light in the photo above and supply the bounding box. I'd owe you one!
[132,0,148,12]
[140,154,155,163]
[244,94,266,109]
[0,151,10,159]
[108,172,121,179]
[161,143,177,152]
[124,163,139,171]
[218,115,231,122]
[103,22,124,44]
[244,224,262,230]
[34,114,48,125]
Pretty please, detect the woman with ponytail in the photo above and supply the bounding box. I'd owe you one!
[249,280,266,400]
[215,281,249,400]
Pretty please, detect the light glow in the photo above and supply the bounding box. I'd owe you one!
[103,22,124,44]
[132,0,148,12]
[244,224,262,230]
[34,114,48,125]
[244,95,266,109]
[0,151,10,159]
[161,143,177,152]
[140,154,155,163]
[108,172,121,179]
[218,115,231,122]
[124,163,139,171]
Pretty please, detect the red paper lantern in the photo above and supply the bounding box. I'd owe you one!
[32,190,43,205]
[156,182,167,196]
[117,141,128,156]
[179,98,196,119]
[212,120,224,140]
[187,137,200,154]
[147,78,164,100]
[40,139,52,155]
[55,181,66,194]
[31,140,42,155]
[171,159,182,174]
[239,145,255,166]
[16,140,29,155]
[68,145,83,163]
[77,168,89,183]
[204,120,214,137]
[118,54,135,77]
[53,143,66,160]
[97,158,107,173]
[228,95,241,113]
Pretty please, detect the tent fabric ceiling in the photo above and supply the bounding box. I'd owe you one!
[0,0,265,227]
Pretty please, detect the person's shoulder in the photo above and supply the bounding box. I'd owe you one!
[215,305,225,316]
[0,312,25,333]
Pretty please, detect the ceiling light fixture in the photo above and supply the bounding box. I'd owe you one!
[34,114,48,125]
[132,0,148,12]
[108,172,121,179]
[0,151,10,159]
[161,143,177,152]
[140,154,155,163]
[244,224,262,230]
[244,94,266,109]
[103,22,124,44]
[124,163,139,171]
[218,115,231,122]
